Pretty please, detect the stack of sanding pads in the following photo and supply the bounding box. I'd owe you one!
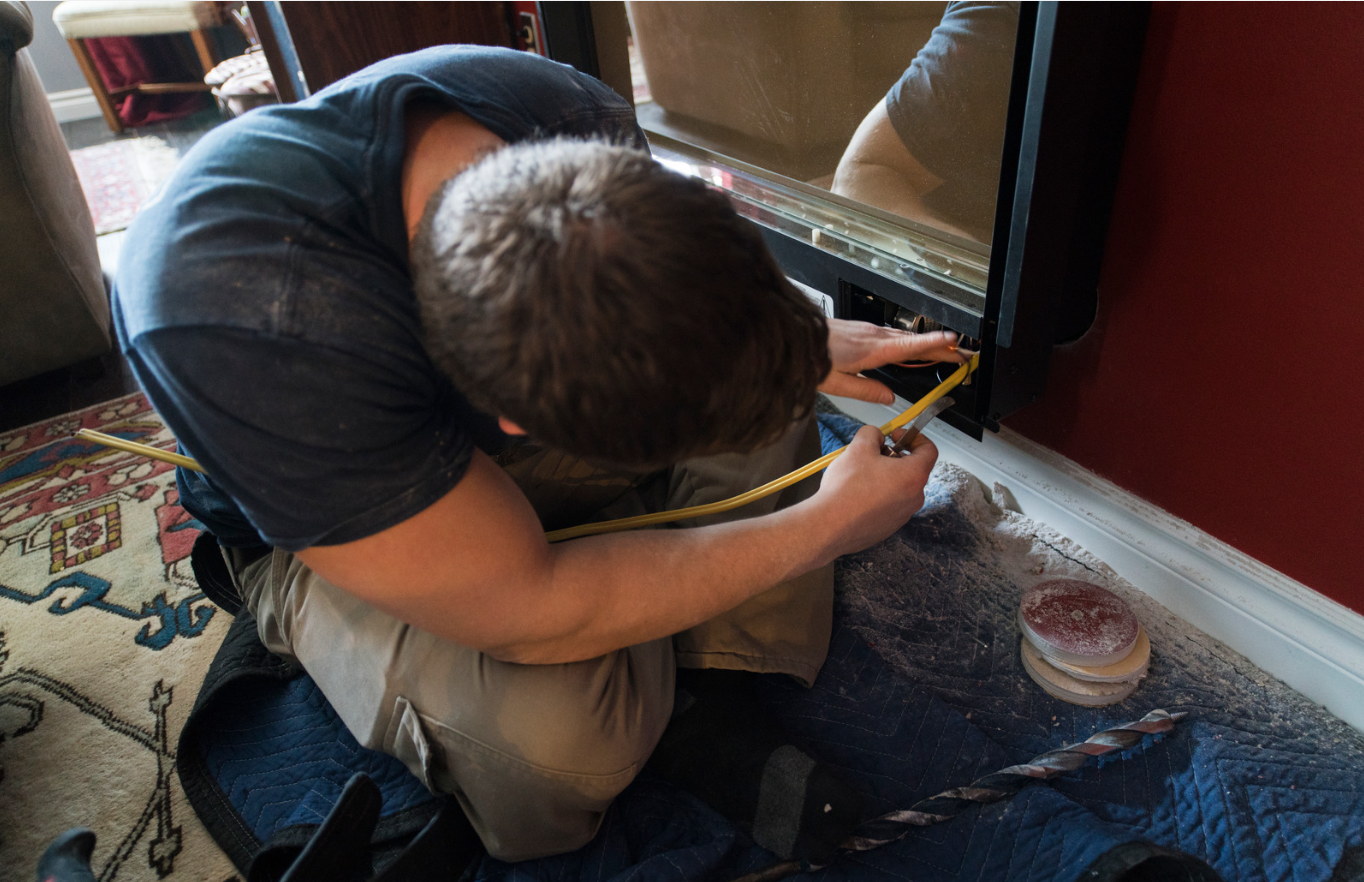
[1017,579,1150,706]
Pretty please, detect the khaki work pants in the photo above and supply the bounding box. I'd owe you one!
[230,416,833,861]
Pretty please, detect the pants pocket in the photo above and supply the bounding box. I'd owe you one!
[387,695,440,793]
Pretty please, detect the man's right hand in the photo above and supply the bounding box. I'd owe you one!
[809,424,938,560]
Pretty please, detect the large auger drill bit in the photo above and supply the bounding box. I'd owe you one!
[733,709,1187,882]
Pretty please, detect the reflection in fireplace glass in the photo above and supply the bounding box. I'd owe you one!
[626,1,1018,309]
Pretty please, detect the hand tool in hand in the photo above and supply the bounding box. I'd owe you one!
[882,396,954,457]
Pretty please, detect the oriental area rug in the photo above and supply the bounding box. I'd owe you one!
[0,393,236,882]
[69,136,180,236]
[3,395,1363,882]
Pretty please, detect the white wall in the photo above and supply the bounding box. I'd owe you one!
[24,1,87,94]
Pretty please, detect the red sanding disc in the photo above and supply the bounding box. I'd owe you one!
[1018,579,1140,666]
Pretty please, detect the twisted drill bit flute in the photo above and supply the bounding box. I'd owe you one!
[731,709,1187,882]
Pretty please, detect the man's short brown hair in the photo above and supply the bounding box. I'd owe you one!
[412,139,830,469]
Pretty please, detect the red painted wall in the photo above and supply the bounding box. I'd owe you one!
[1005,2,1364,613]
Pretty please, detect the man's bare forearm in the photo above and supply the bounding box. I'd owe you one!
[470,499,835,665]
[299,429,934,666]
[487,425,937,664]
[834,162,976,241]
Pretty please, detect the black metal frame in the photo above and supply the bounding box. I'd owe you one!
[545,1,1149,436]
[536,2,599,78]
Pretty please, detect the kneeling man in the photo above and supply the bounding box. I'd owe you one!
[115,45,964,863]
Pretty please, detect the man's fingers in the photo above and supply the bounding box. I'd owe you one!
[847,424,899,461]
[851,425,937,472]
[885,329,968,362]
[904,431,938,465]
[884,428,939,466]
[851,424,888,450]
[819,372,894,404]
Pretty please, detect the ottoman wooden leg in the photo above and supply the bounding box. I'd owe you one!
[66,37,123,134]
[190,28,219,77]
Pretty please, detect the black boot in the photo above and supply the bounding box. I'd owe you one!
[649,668,862,865]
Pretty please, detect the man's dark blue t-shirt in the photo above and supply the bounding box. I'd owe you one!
[113,46,646,551]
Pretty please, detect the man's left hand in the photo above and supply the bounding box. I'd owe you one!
[819,318,969,404]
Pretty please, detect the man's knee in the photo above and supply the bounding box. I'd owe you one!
[409,643,674,783]
[384,645,675,861]
[245,553,676,858]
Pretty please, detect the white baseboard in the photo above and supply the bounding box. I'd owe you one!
[828,395,1364,732]
[48,87,103,124]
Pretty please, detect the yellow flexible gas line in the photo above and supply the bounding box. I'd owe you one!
[74,429,206,472]
[544,353,977,542]
[73,354,978,543]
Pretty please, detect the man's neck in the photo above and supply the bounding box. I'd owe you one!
[401,102,507,243]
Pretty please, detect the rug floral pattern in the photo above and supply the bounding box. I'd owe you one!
[70,136,181,236]
[0,394,236,881]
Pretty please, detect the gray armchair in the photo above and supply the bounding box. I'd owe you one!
[1,0,110,388]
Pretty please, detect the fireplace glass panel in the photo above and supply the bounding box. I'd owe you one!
[625,1,1020,316]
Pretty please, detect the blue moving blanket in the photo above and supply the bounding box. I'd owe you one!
[195,412,1364,881]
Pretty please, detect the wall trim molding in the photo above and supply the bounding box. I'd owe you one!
[830,396,1364,732]
[48,87,102,124]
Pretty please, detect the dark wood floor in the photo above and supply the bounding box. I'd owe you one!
[59,103,226,151]
[0,107,225,435]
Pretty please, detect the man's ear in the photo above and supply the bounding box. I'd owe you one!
[498,416,528,436]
